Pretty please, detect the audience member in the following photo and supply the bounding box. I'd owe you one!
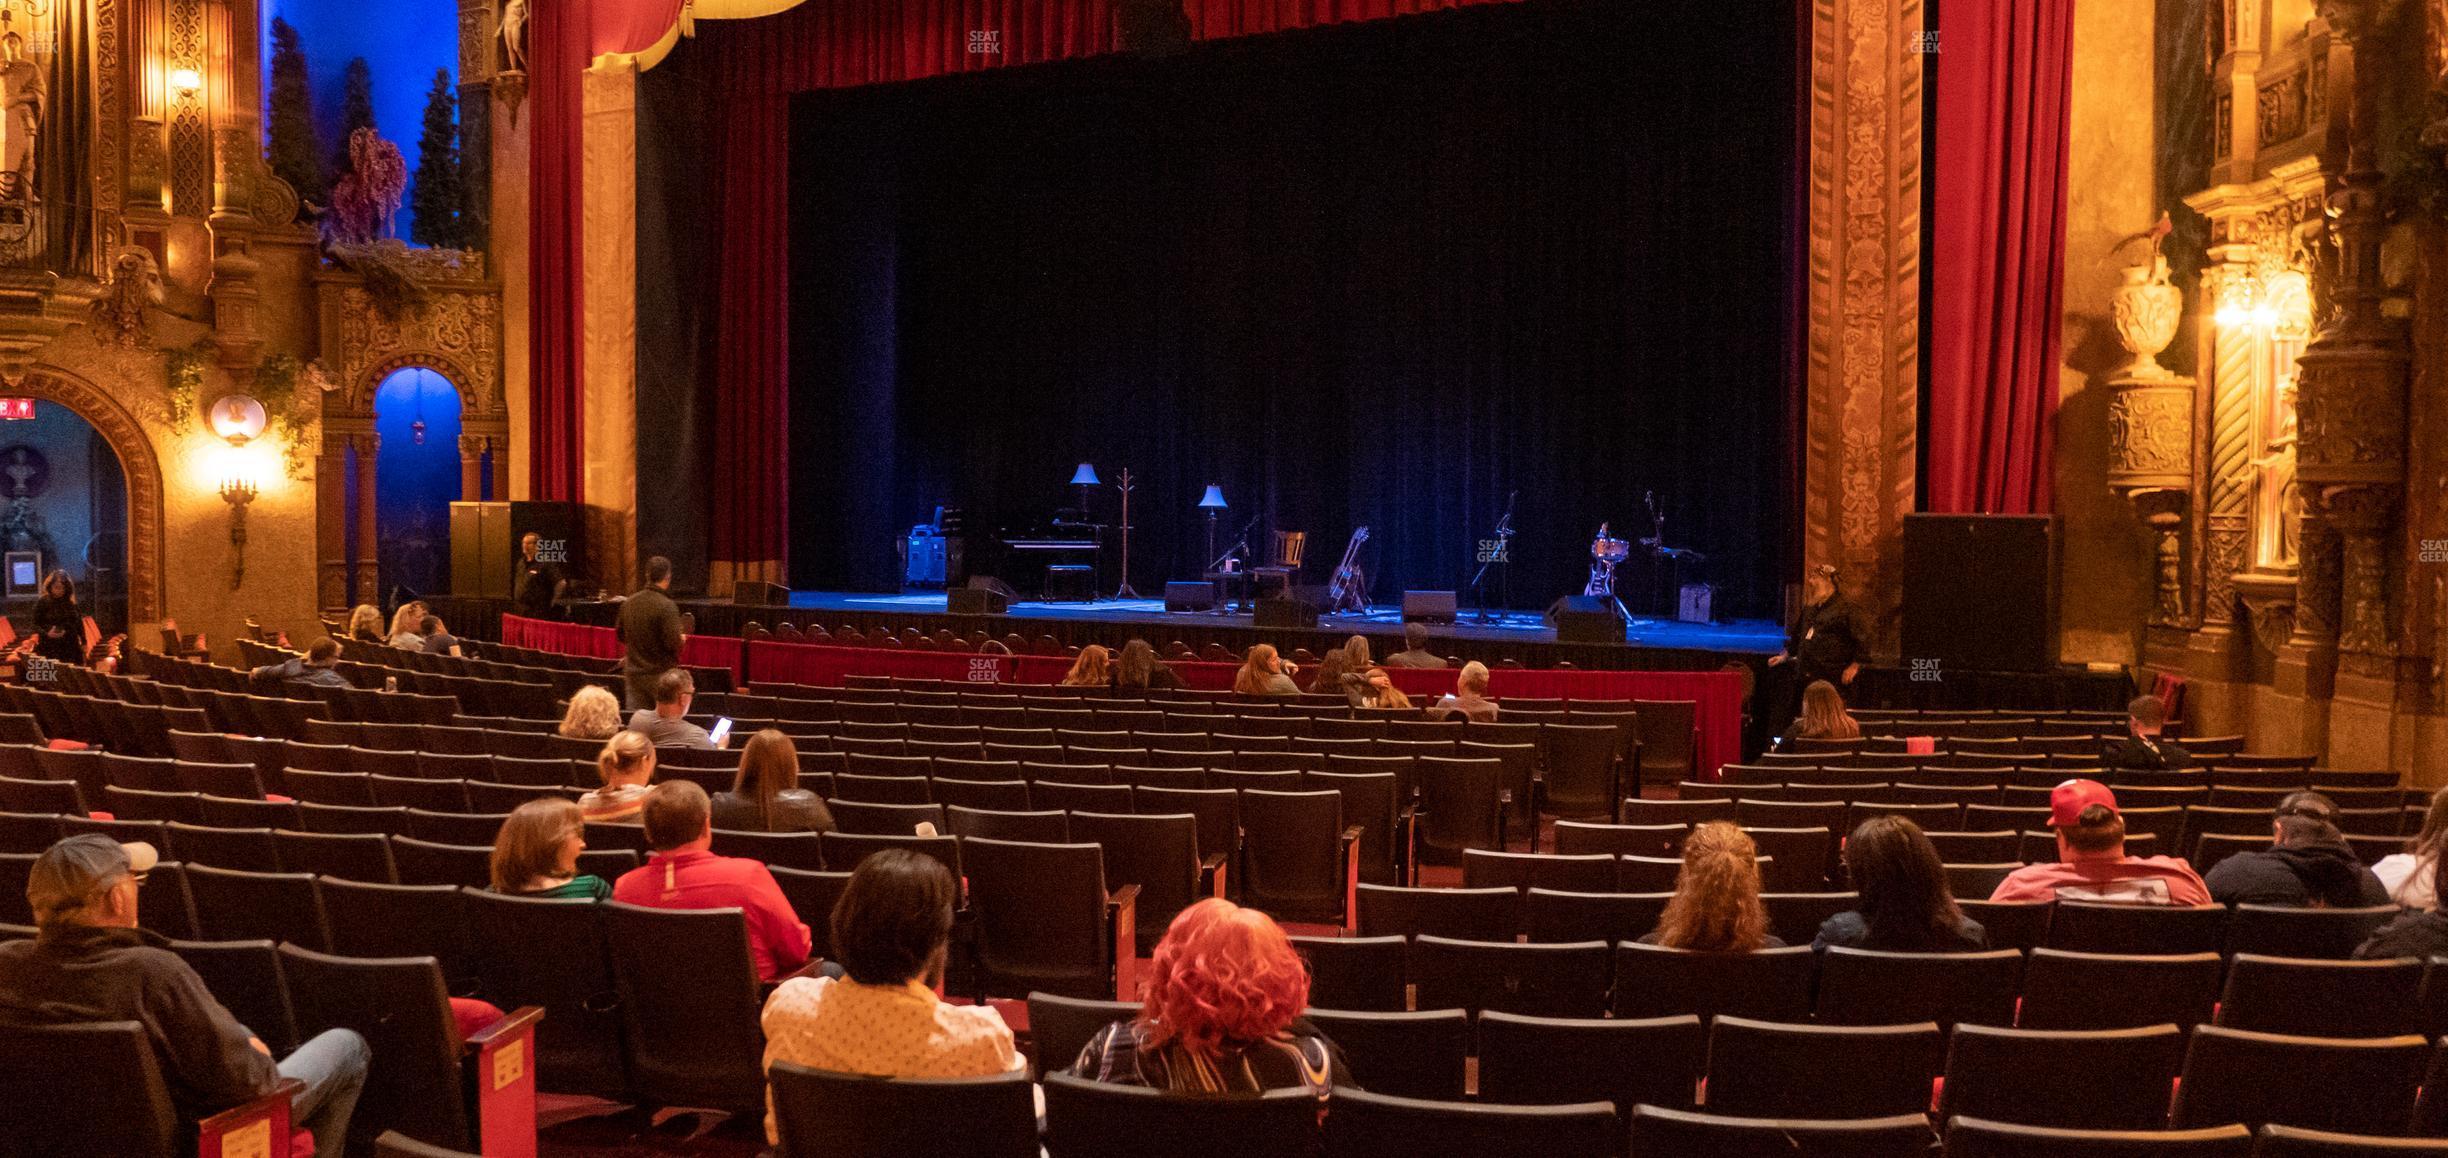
[1111,638,1185,691]
[713,729,835,834]
[489,797,613,899]
[1427,661,1499,722]
[1815,816,1987,951]
[1233,644,1300,696]
[249,637,351,689]
[1381,622,1448,669]
[417,614,462,657]
[1640,822,1784,951]
[558,685,624,741]
[626,668,720,749]
[386,602,428,650]
[1306,642,1356,696]
[2375,786,2448,910]
[759,849,1020,1143]
[2203,792,2388,908]
[1344,667,1412,710]
[612,781,812,982]
[2098,694,2193,771]
[580,730,657,822]
[30,570,81,666]
[1988,779,2210,905]
[0,836,371,1158]
[345,602,385,643]
[516,531,567,619]
[617,555,685,711]
[1061,645,1113,687]
[1071,898,1344,1096]
[1782,679,1860,745]
[2358,858,2448,960]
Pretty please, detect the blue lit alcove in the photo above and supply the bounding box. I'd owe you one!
[371,367,462,601]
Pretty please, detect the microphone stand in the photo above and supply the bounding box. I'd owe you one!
[1469,491,1517,624]
[1208,515,1259,615]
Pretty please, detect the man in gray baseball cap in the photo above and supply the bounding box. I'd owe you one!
[0,835,369,1157]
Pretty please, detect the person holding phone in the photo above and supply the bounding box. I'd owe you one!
[626,668,723,749]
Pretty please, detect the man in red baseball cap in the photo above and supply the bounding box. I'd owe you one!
[1988,779,2210,905]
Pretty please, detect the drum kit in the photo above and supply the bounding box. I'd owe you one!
[1586,492,1706,622]
[1584,523,1633,619]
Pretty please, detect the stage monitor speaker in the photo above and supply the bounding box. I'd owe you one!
[733,581,788,606]
[1545,595,1625,644]
[1164,580,1217,613]
[1255,595,1322,629]
[1901,513,2057,674]
[949,576,1017,616]
[1402,590,1458,624]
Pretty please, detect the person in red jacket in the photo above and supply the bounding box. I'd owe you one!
[1989,779,2210,906]
[612,780,813,981]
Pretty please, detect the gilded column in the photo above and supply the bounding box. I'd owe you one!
[2198,250,2263,627]
[1805,0,1923,656]
[458,433,484,501]
[351,432,380,604]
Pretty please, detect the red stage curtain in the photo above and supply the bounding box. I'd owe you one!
[526,0,688,504]
[1925,0,2074,515]
[687,0,1521,580]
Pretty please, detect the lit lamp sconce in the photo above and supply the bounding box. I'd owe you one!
[208,394,266,446]
[168,68,203,98]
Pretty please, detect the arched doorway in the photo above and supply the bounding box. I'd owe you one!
[0,400,131,632]
[364,366,467,603]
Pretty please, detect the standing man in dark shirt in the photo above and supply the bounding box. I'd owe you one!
[1769,564,1863,721]
[2099,693,2193,771]
[617,555,684,712]
[515,532,566,619]
[0,836,370,1157]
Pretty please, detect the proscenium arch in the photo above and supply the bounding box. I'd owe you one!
[13,367,165,624]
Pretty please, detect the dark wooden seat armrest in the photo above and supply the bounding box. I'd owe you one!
[1339,824,1365,845]
[198,1077,304,1134]
[1105,884,1142,909]
[463,1004,547,1052]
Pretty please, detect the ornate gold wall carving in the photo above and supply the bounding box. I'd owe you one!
[1807,0,1921,650]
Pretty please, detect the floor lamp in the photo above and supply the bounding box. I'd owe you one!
[1199,484,1227,572]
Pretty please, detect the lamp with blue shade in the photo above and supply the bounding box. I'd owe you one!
[1199,485,1228,579]
[1069,463,1101,487]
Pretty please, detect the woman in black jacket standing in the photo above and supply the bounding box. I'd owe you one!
[30,570,83,666]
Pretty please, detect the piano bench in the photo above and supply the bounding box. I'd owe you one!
[1044,565,1097,603]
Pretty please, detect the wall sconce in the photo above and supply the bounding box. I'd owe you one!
[208,394,266,446]
[168,67,202,97]
[219,473,256,590]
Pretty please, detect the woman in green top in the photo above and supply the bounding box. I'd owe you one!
[490,797,613,900]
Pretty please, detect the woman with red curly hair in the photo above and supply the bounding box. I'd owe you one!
[1069,898,1346,1095]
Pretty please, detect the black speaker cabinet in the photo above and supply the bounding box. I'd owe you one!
[449,502,511,598]
[1255,596,1321,629]
[949,576,1017,616]
[1546,595,1625,644]
[1901,513,2057,674]
[732,581,789,606]
[1164,580,1217,612]
[1402,590,1458,624]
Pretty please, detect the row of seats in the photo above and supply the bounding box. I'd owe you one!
[1019,989,2448,1138]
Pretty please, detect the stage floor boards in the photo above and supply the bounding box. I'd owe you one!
[779,589,1784,654]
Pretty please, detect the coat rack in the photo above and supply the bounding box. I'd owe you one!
[1112,468,1138,599]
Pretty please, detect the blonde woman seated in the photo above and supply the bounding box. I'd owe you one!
[580,730,656,822]
[1233,644,1301,696]
[2376,787,2448,910]
[489,797,612,900]
[346,603,386,644]
[713,729,835,835]
[386,602,429,650]
[1780,679,1860,747]
[558,685,624,741]
[1427,661,1498,722]
[1061,645,1113,687]
[1638,821,1784,951]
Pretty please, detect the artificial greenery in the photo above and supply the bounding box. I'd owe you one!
[265,18,326,204]
[162,344,208,435]
[411,69,469,250]
[333,58,376,185]
[256,354,316,480]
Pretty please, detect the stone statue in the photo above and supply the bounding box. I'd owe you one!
[499,0,529,73]
[2254,380,2303,568]
[0,32,42,204]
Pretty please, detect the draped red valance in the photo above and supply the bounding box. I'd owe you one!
[522,0,1522,577]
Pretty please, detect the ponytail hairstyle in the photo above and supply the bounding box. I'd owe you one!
[597,729,655,787]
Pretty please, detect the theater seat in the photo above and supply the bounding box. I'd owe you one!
[1043,1072,1318,1158]
[1322,1089,1617,1158]
[1631,1106,1938,1157]
[1941,1117,2253,1157]
[768,1065,1038,1158]
[0,1020,307,1158]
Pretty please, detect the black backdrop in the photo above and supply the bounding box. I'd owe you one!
[787,0,1799,616]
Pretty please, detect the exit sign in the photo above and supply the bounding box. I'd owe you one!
[0,399,33,420]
